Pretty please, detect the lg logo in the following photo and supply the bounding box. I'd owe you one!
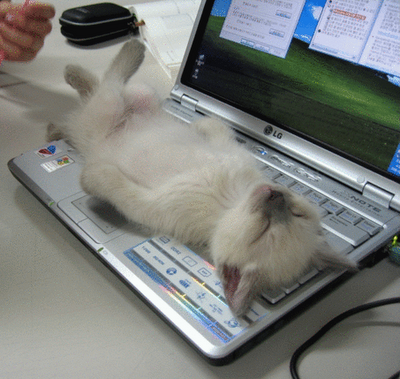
[264,125,283,139]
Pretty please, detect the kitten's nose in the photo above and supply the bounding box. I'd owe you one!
[270,190,284,202]
[269,190,285,211]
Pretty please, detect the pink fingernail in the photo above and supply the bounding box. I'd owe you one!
[5,14,16,23]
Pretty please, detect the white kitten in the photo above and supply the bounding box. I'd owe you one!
[50,40,357,315]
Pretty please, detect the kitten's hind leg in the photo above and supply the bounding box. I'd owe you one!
[103,39,146,85]
[65,40,147,151]
[64,39,145,101]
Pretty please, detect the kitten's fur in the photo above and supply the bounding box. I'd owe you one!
[49,40,357,315]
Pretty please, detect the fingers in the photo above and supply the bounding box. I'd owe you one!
[0,2,55,62]
[2,8,53,37]
[24,2,56,21]
[0,25,44,61]
[0,2,56,21]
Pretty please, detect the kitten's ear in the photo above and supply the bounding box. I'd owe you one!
[64,64,99,100]
[313,242,359,272]
[221,265,260,316]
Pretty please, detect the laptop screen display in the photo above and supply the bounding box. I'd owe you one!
[181,0,400,182]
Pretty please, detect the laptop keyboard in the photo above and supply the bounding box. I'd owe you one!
[260,161,381,305]
[59,135,383,308]
[64,159,381,306]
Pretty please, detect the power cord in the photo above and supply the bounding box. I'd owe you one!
[290,297,400,379]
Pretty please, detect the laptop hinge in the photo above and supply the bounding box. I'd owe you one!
[362,183,393,209]
[180,95,199,112]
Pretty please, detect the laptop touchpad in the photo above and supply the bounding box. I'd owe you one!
[72,195,127,233]
[58,193,129,243]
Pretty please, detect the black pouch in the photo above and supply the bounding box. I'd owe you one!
[59,3,136,45]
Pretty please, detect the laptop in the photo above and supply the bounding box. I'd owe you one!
[8,0,400,365]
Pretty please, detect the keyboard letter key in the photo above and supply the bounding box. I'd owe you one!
[321,215,369,246]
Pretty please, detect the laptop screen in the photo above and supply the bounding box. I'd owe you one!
[181,0,400,183]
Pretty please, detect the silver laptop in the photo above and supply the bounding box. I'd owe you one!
[8,0,400,364]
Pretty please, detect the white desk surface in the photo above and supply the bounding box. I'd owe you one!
[1,1,399,378]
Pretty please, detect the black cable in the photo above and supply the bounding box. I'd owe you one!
[388,370,400,379]
[290,297,400,379]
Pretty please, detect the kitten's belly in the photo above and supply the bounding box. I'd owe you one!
[110,126,220,188]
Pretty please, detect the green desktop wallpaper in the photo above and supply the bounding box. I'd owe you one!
[189,15,400,173]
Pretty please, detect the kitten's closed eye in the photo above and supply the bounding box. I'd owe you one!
[290,206,308,218]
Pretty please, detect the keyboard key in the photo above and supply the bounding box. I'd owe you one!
[274,174,296,187]
[316,207,329,218]
[263,165,281,180]
[321,214,369,246]
[357,219,381,236]
[245,302,270,322]
[324,230,354,255]
[262,288,286,304]
[298,268,320,284]
[339,210,363,224]
[281,281,300,295]
[290,182,311,195]
[306,191,327,205]
[321,200,345,215]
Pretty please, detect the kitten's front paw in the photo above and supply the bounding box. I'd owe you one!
[80,162,125,200]
[193,118,234,144]
[65,64,100,100]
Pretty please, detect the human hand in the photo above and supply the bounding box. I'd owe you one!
[0,1,55,62]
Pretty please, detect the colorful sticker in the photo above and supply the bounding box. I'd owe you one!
[35,144,58,158]
[41,155,74,173]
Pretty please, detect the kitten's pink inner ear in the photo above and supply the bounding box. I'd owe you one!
[223,265,242,299]
[222,265,258,316]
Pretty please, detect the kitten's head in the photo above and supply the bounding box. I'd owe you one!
[211,184,358,316]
